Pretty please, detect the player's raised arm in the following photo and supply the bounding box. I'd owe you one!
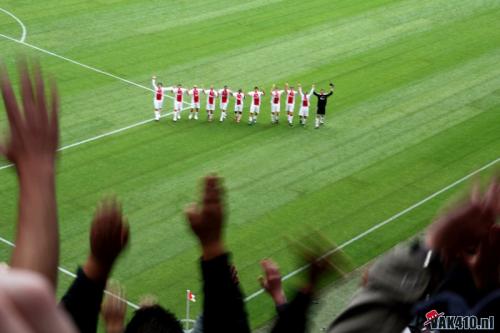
[309,85,315,97]
[152,76,158,89]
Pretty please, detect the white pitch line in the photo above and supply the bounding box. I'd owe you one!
[0,234,140,309]
[0,8,27,42]
[0,32,151,93]
[244,156,500,302]
[0,106,192,171]
[0,23,192,171]
[0,32,192,108]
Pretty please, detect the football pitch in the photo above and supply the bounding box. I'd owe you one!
[0,0,499,330]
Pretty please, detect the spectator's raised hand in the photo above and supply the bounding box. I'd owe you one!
[0,60,58,171]
[185,176,225,260]
[1,59,60,289]
[101,281,127,333]
[426,178,500,288]
[259,259,287,306]
[84,198,130,283]
[293,235,349,294]
[0,269,77,333]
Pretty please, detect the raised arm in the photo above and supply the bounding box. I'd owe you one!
[327,83,334,97]
[0,60,60,290]
[61,198,129,333]
[185,176,251,333]
[308,85,315,97]
[151,76,157,90]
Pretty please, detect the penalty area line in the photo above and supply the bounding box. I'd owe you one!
[0,32,191,108]
[244,156,500,302]
[0,106,191,171]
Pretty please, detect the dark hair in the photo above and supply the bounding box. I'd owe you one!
[254,86,258,90]
[124,305,183,333]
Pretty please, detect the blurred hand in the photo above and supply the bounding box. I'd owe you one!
[259,259,287,306]
[186,176,225,260]
[101,281,126,333]
[0,269,77,333]
[152,76,156,80]
[292,235,349,294]
[427,178,499,288]
[85,198,129,282]
[0,60,58,174]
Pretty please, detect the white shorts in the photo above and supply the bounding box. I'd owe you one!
[286,103,295,112]
[299,106,309,116]
[234,105,243,112]
[154,99,164,109]
[271,104,280,113]
[220,102,228,110]
[174,101,183,111]
[250,105,260,114]
[207,103,215,111]
[191,102,200,109]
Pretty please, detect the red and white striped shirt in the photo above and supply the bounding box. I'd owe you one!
[173,88,186,103]
[188,88,200,103]
[234,92,245,106]
[248,91,264,106]
[205,89,218,105]
[219,89,231,103]
[300,88,314,107]
[272,90,284,104]
[152,79,168,101]
[286,90,297,104]
[156,87,163,101]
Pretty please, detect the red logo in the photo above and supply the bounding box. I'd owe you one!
[424,309,444,326]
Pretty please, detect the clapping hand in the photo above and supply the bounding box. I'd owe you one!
[85,198,130,283]
[186,176,226,260]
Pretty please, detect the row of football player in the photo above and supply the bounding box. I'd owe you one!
[152,77,335,128]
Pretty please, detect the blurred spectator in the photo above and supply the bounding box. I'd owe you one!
[185,175,251,333]
[101,282,127,333]
[0,269,77,333]
[328,178,500,333]
[61,198,129,333]
[124,305,183,333]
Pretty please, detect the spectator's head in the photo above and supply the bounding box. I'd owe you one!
[124,305,183,333]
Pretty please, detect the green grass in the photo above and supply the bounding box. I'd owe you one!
[0,0,499,330]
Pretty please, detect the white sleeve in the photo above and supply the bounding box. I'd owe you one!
[308,88,314,98]
[152,79,157,90]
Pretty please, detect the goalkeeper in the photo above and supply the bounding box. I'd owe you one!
[313,83,335,129]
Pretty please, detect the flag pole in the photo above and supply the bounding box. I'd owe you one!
[185,290,190,331]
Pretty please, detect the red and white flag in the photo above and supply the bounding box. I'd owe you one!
[187,290,196,303]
